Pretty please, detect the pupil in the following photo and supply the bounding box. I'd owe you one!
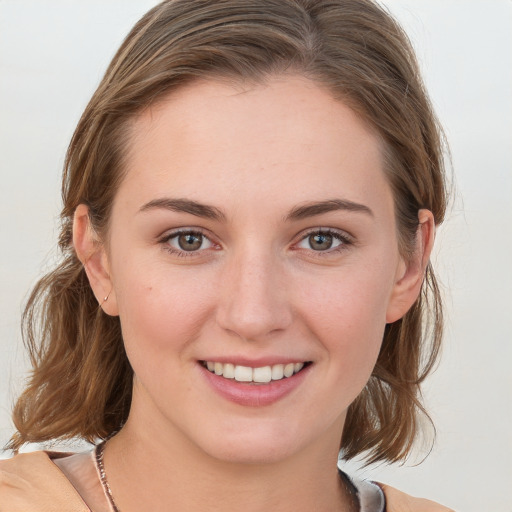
[178,233,202,251]
[310,233,332,250]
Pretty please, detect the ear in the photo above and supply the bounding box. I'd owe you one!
[386,209,435,323]
[73,204,119,316]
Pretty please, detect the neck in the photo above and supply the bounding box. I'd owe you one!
[102,386,355,512]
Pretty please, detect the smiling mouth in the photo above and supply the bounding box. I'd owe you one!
[201,361,311,383]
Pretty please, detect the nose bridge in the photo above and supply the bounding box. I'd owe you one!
[216,241,292,341]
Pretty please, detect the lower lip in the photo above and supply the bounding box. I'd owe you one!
[199,364,311,407]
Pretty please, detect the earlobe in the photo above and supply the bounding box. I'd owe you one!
[73,204,119,316]
[386,209,435,323]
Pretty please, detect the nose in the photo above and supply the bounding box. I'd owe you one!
[216,248,293,341]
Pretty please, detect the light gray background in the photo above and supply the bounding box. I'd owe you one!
[1,1,511,511]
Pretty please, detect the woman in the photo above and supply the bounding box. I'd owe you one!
[1,0,454,510]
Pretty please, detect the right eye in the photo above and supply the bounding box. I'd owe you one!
[161,230,214,256]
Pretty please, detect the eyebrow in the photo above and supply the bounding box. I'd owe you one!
[139,198,226,221]
[139,197,373,222]
[285,199,374,221]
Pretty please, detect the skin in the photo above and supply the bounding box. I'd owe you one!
[74,75,435,512]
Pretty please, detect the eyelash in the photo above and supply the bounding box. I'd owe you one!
[158,227,354,258]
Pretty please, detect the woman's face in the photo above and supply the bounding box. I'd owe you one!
[99,76,414,463]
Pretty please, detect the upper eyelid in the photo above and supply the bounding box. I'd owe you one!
[295,227,354,242]
[158,226,213,241]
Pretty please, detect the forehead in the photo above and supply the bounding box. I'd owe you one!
[119,75,393,218]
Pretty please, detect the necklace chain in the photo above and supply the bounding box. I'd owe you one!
[95,441,121,512]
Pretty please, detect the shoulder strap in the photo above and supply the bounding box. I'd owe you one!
[0,451,90,512]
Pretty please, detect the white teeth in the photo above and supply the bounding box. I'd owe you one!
[283,363,294,378]
[234,365,253,382]
[253,366,272,383]
[271,364,284,380]
[223,363,235,379]
[204,361,306,382]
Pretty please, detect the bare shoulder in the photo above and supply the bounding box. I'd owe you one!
[0,451,53,490]
[379,483,456,512]
[1,450,55,472]
[0,451,89,512]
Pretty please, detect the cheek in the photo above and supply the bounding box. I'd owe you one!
[297,262,393,382]
[112,257,214,370]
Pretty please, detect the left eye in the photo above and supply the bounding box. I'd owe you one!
[166,232,213,252]
[296,231,345,251]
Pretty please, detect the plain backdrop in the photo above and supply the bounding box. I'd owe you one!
[1,1,511,511]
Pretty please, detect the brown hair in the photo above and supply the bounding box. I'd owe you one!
[9,0,448,464]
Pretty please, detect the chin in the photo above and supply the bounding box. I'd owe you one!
[189,422,307,466]
[204,439,299,466]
